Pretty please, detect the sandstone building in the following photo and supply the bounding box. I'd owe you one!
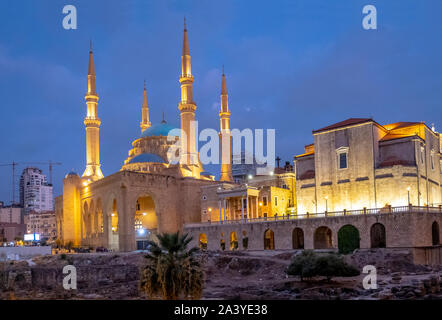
[295,118,442,214]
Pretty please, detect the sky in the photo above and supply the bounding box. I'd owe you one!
[0,0,441,203]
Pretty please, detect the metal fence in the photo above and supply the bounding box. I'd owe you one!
[185,205,442,228]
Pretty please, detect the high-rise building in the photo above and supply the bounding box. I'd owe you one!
[19,167,53,214]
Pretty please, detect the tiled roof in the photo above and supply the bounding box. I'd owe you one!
[313,118,373,134]
[295,151,314,158]
[382,122,421,131]
[380,133,416,142]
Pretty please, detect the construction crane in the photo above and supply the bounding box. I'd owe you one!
[0,161,18,205]
[20,161,62,185]
[0,161,62,205]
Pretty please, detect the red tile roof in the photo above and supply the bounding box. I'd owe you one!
[313,118,373,134]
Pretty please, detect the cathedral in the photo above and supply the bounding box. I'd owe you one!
[55,22,234,251]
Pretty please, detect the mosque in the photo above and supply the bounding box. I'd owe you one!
[55,22,234,251]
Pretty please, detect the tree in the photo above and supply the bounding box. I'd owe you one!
[286,250,360,282]
[140,232,205,300]
[286,250,318,281]
[315,254,360,282]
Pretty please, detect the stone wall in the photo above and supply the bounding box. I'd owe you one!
[184,210,442,251]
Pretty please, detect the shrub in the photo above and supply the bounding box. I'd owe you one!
[315,254,360,282]
[286,250,318,281]
[286,250,360,281]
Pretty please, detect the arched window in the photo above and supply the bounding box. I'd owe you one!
[292,228,304,249]
[264,229,275,250]
[314,226,332,249]
[338,225,360,254]
[199,233,207,250]
[230,232,238,250]
[432,221,440,246]
[370,223,386,248]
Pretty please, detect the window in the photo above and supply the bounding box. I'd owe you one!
[420,147,425,164]
[274,197,278,206]
[262,196,267,206]
[339,153,348,169]
[430,150,435,170]
[336,147,349,169]
[134,219,142,230]
[202,195,207,200]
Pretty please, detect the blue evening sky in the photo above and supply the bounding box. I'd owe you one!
[0,0,441,202]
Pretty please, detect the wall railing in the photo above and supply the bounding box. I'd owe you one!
[184,205,442,228]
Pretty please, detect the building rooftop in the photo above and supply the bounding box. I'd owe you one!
[313,118,373,134]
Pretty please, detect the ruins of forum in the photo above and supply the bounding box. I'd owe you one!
[166,121,276,174]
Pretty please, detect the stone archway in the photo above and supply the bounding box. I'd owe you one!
[370,223,386,248]
[292,228,304,249]
[106,198,119,251]
[264,229,275,250]
[230,232,238,251]
[134,195,158,250]
[314,226,332,249]
[199,233,207,250]
[96,199,103,234]
[338,225,360,254]
[432,221,440,246]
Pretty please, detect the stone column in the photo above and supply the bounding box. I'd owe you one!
[223,199,227,221]
[241,196,244,223]
[246,195,249,222]
[255,196,258,219]
[219,200,222,223]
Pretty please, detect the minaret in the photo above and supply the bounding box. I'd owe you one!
[178,19,200,178]
[219,66,233,182]
[82,42,104,181]
[140,80,151,131]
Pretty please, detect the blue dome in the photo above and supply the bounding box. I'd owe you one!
[65,171,79,178]
[141,122,180,138]
[128,153,165,164]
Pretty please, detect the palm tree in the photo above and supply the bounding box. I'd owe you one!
[140,232,205,300]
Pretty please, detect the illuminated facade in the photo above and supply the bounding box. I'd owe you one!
[55,23,234,251]
[295,118,442,214]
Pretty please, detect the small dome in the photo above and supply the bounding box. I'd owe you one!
[65,171,79,179]
[141,122,180,138]
[128,153,165,164]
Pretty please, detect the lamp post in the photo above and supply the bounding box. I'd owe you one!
[325,196,328,213]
